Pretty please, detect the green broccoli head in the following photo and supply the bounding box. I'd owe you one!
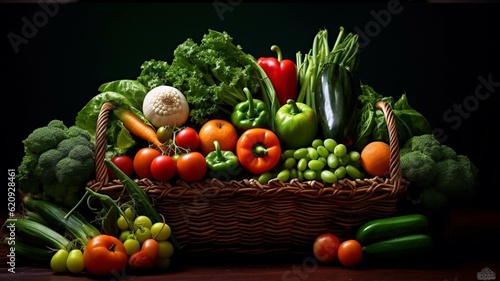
[433,156,479,200]
[402,134,443,162]
[66,125,92,141]
[34,149,65,185]
[17,120,95,208]
[400,150,437,187]
[23,126,67,154]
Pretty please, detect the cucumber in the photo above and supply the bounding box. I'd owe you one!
[355,214,429,245]
[362,234,434,261]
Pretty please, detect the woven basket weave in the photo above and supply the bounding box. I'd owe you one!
[88,100,408,255]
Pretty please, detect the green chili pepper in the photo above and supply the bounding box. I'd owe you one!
[231,87,269,131]
[205,140,240,180]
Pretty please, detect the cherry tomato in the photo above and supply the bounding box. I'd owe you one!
[150,222,171,241]
[150,155,177,182]
[83,234,128,275]
[133,148,161,179]
[50,249,68,273]
[156,126,174,143]
[338,239,363,267]
[313,233,341,264]
[128,250,156,271]
[141,238,159,260]
[108,155,134,179]
[175,127,200,151]
[176,151,207,182]
[66,249,85,273]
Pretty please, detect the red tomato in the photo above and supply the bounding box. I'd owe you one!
[313,233,341,264]
[134,148,161,179]
[128,250,156,271]
[338,239,363,267]
[176,152,207,182]
[175,127,200,151]
[150,155,177,182]
[141,238,159,260]
[83,235,128,275]
[108,155,134,179]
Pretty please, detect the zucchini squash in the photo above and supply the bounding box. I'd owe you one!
[356,214,430,245]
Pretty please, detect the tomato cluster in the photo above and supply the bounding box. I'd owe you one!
[108,126,207,183]
[312,233,363,267]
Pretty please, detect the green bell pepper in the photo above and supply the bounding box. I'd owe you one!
[205,140,240,180]
[231,87,269,131]
[274,99,318,149]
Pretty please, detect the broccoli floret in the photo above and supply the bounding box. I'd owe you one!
[23,126,67,154]
[399,134,480,211]
[403,134,443,162]
[433,156,479,200]
[47,119,68,130]
[34,149,65,184]
[66,125,91,140]
[17,120,95,208]
[400,150,437,187]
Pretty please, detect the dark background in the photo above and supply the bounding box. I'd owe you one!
[2,2,499,209]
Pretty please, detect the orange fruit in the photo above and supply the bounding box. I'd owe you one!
[360,141,390,177]
[198,119,238,156]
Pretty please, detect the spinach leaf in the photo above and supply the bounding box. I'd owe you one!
[354,84,432,151]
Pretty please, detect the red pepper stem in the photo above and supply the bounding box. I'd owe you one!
[253,144,268,157]
[270,45,283,62]
[109,243,116,252]
[243,87,257,118]
[287,99,301,115]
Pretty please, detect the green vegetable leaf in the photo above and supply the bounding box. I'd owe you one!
[354,84,432,151]
[98,79,148,111]
[75,91,147,158]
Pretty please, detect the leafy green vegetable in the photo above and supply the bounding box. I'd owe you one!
[137,29,279,129]
[98,79,148,111]
[75,91,149,158]
[354,84,432,151]
[137,59,170,91]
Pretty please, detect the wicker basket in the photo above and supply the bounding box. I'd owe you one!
[88,100,408,255]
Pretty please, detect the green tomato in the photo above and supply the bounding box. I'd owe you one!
[135,227,152,244]
[124,207,136,221]
[150,222,171,242]
[158,241,174,258]
[117,216,129,231]
[66,249,84,273]
[119,230,131,242]
[124,238,141,256]
[134,215,153,230]
[50,249,68,273]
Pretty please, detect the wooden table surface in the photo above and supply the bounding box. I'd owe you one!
[1,208,499,281]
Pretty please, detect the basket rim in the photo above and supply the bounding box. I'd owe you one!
[90,100,405,195]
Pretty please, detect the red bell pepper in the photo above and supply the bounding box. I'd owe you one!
[257,45,298,106]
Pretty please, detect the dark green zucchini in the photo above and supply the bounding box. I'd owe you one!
[362,234,434,261]
[355,214,430,245]
[315,62,358,147]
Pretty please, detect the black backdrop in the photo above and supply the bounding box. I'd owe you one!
[2,2,499,208]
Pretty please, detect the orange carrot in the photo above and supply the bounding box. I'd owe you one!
[113,107,163,148]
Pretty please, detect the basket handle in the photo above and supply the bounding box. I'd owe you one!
[94,101,114,186]
[375,100,403,194]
